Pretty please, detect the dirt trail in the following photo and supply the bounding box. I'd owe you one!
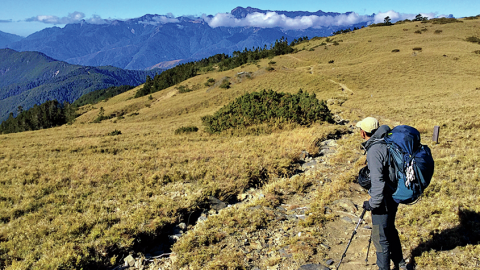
[286,54,306,62]
[329,79,354,95]
[116,121,407,270]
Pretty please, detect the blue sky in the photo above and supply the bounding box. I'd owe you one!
[1,0,478,37]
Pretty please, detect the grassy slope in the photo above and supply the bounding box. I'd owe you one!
[1,19,479,269]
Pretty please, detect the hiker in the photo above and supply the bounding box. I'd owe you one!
[356,117,407,270]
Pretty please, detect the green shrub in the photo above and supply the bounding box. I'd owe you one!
[328,60,334,64]
[268,61,276,65]
[177,85,193,93]
[205,78,216,87]
[434,30,443,34]
[266,66,275,71]
[413,47,423,51]
[466,36,480,44]
[430,18,463,24]
[414,30,422,34]
[174,126,199,134]
[332,41,340,46]
[108,129,122,136]
[474,50,480,54]
[219,78,231,89]
[92,107,114,123]
[392,49,400,53]
[464,16,480,20]
[201,89,333,134]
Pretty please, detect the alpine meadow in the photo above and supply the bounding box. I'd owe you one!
[1,17,480,270]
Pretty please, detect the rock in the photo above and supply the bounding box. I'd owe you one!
[286,214,297,221]
[341,216,353,223]
[208,196,227,211]
[197,215,207,222]
[299,150,310,161]
[332,199,357,213]
[320,243,330,250]
[296,214,306,220]
[279,247,292,258]
[325,259,334,265]
[298,263,331,270]
[301,160,318,170]
[124,255,135,267]
[178,222,187,230]
[168,234,183,242]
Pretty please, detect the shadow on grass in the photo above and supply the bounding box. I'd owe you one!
[409,207,480,267]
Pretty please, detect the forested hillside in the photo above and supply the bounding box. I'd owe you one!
[0,49,159,122]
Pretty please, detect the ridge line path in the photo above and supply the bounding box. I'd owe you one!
[329,79,354,95]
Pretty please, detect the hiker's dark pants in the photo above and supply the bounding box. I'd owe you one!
[371,198,403,270]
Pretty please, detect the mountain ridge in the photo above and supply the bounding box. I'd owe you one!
[3,7,370,70]
[0,48,160,122]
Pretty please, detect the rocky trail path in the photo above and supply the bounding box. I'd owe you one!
[113,118,403,270]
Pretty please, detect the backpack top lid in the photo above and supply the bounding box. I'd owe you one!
[384,125,421,155]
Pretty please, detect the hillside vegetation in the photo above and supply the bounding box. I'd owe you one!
[1,18,480,269]
[0,49,159,122]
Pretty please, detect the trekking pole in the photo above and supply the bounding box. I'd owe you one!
[336,208,367,269]
[365,229,372,265]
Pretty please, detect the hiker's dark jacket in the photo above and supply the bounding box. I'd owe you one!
[361,125,395,209]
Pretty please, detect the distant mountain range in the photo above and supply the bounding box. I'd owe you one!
[0,48,159,122]
[0,31,23,47]
[1,7,370,70]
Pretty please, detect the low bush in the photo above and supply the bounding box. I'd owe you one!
[108,129,122,136]
[204,78,216,87]
[414,30,422,34]
[434,30,443,34]
[266,66,275,71]
[174,126,199,134]
[413,47,423,51]
[328,60,335,64]
[474,50,480,54]
[392,49,400,53]
[466,36,480,44]
[177,85,193,93]
[201,89,332,134]
[430,18,463,24]
[219,78,231,89]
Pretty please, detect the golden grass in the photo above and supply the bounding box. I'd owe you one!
[1,18,480,269]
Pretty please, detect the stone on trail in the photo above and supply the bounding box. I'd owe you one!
[124,254,135,267]
[298,263,331,270]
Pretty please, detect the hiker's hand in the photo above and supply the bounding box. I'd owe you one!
[363,201,373,211]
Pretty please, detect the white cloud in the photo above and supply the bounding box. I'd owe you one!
[26,12,107,24]
[204,11,449,30]
[138,15,179,25]
[203,11,372,30]
[373,11,437,23]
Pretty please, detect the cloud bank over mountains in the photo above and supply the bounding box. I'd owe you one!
[204,10,444,29]
[22,9,447,30]
[26,12,107,25]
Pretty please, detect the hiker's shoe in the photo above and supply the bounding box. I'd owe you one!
[392,261,408,270]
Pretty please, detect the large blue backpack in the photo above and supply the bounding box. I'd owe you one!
[384,125,435,204]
